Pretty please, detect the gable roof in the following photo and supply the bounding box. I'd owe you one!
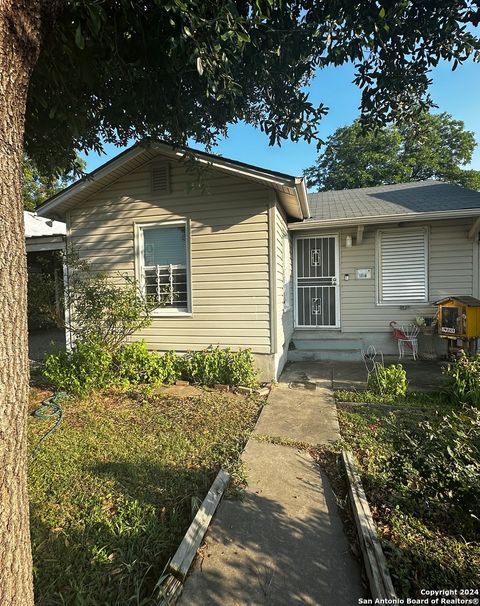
[36,141,309,220]
[298,180,480,228]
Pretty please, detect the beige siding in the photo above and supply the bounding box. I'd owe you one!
[68,158,273,354]
[273,201,294,374]
[297,219,477,334]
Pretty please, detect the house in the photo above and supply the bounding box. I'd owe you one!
[36,141,480,379]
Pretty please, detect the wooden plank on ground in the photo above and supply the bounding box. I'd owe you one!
[343,451,396,601]
[157,574,183,606]
[169,468,230,581]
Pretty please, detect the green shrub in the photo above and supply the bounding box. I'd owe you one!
[44,342,258,395]
[64,250,155,353]
[161,350,182,385]
[367,363,407,400]
[228,348,259,388]
[112,342,182,386]
[444,353,480,406]
[180,347,258,388]
[43,340,113,396]
[382,406,480,535]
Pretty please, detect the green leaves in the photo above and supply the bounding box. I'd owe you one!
[74,24,85,50]
[24,1,480,175]
[22,154,85,210]
[306,112,480,191]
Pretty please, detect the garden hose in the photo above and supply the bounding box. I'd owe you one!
[31,391,68,457]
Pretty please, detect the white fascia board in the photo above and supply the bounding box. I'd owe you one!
[288,207,480,230]
[295,177,310,219]
[172,150,293,187]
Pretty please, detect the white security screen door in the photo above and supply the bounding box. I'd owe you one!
[295,235,340,327]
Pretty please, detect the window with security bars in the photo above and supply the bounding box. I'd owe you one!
[377,228,428,304]
[140,224,189,312]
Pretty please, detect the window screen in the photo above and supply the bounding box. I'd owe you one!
[141,225,189,311]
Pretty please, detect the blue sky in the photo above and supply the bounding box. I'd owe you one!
[81,58,480,180]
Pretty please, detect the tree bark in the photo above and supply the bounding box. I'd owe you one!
[0,2,42,604]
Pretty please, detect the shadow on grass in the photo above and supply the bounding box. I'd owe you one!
[31,461,215,606]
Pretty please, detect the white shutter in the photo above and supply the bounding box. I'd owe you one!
[378,228,428,303]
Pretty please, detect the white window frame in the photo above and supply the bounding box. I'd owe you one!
[134,219,192,317]
[283,233,292,311]
[376,226,429,306]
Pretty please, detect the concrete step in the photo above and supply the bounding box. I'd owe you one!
[292,337,363,351]
[288,348,363,362]
[292,330,349,340]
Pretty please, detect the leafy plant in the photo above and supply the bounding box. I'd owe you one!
[112,342,182,387]
[64,250,155,353]
[385,406,480,530]
[305,113,480,192]
[43,339,113,396]
[27,251,63,330]
[44,341,259,395]
[27,271,58,330]
[367,363,407,400]
[180,347,258,388]
[444,353,480,406]
[337,399,480,596]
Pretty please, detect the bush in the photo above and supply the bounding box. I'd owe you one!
[388,406,480,531]
[180,347,258,388]
[367,363,407,400]
[43,340,113,396]
[112,342,181,386]
[444,353,480,406]
[44,342,258,395]
[64,250,155,353]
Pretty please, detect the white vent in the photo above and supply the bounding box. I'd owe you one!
[151,163,170,194]
[377,228,428,304]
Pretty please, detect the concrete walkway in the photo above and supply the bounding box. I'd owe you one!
[280,359,445,392]
[180,368,365,605]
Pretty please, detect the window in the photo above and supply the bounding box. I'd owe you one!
[136,221,191,314]
[283,234,292,310]
[377,227,428,305]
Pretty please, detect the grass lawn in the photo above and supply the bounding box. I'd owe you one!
[28,385,263,605]
[331,391,480,597]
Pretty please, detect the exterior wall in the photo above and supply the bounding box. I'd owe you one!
[67,157,276,377]
[273,200,294,376]
[292,218,479,355]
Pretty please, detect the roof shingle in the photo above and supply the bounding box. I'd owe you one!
[307,180,480,222]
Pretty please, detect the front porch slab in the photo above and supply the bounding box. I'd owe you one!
[282,360,446,392]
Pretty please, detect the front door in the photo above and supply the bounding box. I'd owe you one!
[294,235,340,328]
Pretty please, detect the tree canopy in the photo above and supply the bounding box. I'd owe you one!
[305,113,480,191]
[22,155,85,211]
[26,1,480,176]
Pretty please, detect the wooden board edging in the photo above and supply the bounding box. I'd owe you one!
[342,450,396,601]
[158,468,230,604]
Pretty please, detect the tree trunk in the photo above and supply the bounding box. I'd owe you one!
[0,2,42,604]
